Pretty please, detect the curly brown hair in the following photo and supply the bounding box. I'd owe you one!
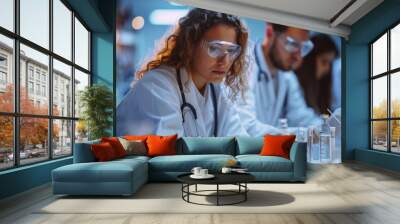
[136,8,249,100]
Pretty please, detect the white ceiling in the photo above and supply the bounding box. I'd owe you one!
[169,0,384,38]
[226,0,352,22]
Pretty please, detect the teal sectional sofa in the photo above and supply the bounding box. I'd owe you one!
[52,137,306,196]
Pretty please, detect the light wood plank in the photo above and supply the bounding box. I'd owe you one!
[1,162,400,224]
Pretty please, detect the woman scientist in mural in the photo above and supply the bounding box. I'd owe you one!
[116,8,249,137]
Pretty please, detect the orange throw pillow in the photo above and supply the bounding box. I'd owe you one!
[91,142,118,161]
[260,135,296,159]
[146,134,177,157]
[101,137,126,158]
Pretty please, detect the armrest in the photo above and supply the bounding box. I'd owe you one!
[73,140,100,163]
[289,142,307,182]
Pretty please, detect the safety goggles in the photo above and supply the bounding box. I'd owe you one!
[281,35,314,57]
[202,40,242,61]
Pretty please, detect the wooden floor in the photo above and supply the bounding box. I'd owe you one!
[1,161,400,224]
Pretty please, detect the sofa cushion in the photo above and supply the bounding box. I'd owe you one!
[147,134,177,157]
[91,142,118,161]
[52,158,147,183]
[73,139,100,163]
[115,155,150,163]
[236,155,293,172]
[177,137,236,155]
[101,137,127,158]
[148,154,235,172]
[118,138,147,156]
[236,136,264,155]
[260,135,296,159]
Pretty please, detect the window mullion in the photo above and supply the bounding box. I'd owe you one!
[13,0,20,167]
[370,45,373,149]
[388,30,391,152]
[71,11,76,155]
[48,0,54,160]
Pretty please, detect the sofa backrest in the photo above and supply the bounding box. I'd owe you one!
[74,136,273,161]
[177,137,236,155]
[235,136,264,155]
[73,139,100,163]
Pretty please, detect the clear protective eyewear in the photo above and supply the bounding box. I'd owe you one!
[202,40,242,61]
[282,35,314,57]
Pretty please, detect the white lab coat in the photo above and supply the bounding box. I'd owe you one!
[116,65,248,137]
[236,42,322,136]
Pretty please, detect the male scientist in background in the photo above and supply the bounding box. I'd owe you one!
[237,23,322,136]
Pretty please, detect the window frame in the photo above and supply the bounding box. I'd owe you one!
[370,20,400,154]
[0,0,92,171]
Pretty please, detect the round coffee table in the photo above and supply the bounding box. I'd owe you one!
[177,173,255,206]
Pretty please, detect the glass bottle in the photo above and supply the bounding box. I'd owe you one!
[319,114,331,163]
[279,118,288,135]
[310,126,320,163]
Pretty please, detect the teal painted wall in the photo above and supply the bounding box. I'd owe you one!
[0,158,72,199]
[92,32,114,92]
[91,32,115,136]
[0,0,115,200]
[345,0,400,171]
[355,149,400,172]
[91,0,115,135]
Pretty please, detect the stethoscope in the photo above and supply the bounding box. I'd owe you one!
[255,45,270,82]
[176,68,218,137]
[254,44,289,119]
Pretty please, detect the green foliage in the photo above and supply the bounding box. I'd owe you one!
[79,84,113,140]
[372,99,400,140]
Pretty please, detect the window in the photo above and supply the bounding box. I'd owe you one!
[41,73,46,83]
[371,23,400,154]
[74,69,89,119]
[0,35,13,113]
[28,67,34,80]
[0,0,91,170]
[0,54,8,87]
[0,71,6,85]
[0,55,7,67]
[42,85,46,97]
[36,83,40,95]
[53,59,72,117]
[53,0,72,60]
[75,17,90,70]
[35,70,41,81]
[20,0,49,49]
[0,0,14,32]
[28,81,34,94]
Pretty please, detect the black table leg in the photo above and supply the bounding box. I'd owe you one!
[181,183,183,199]
[187,184,190,202]
[245,183,247,201]
[217,184,219,206]
[195,184,197,192]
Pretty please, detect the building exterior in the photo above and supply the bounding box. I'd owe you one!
[0,41,79,149]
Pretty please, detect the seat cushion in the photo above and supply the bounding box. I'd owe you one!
[148,154,235,172]
[236,155,293,172]
[113,155,150,166]
[52,158,147,183]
